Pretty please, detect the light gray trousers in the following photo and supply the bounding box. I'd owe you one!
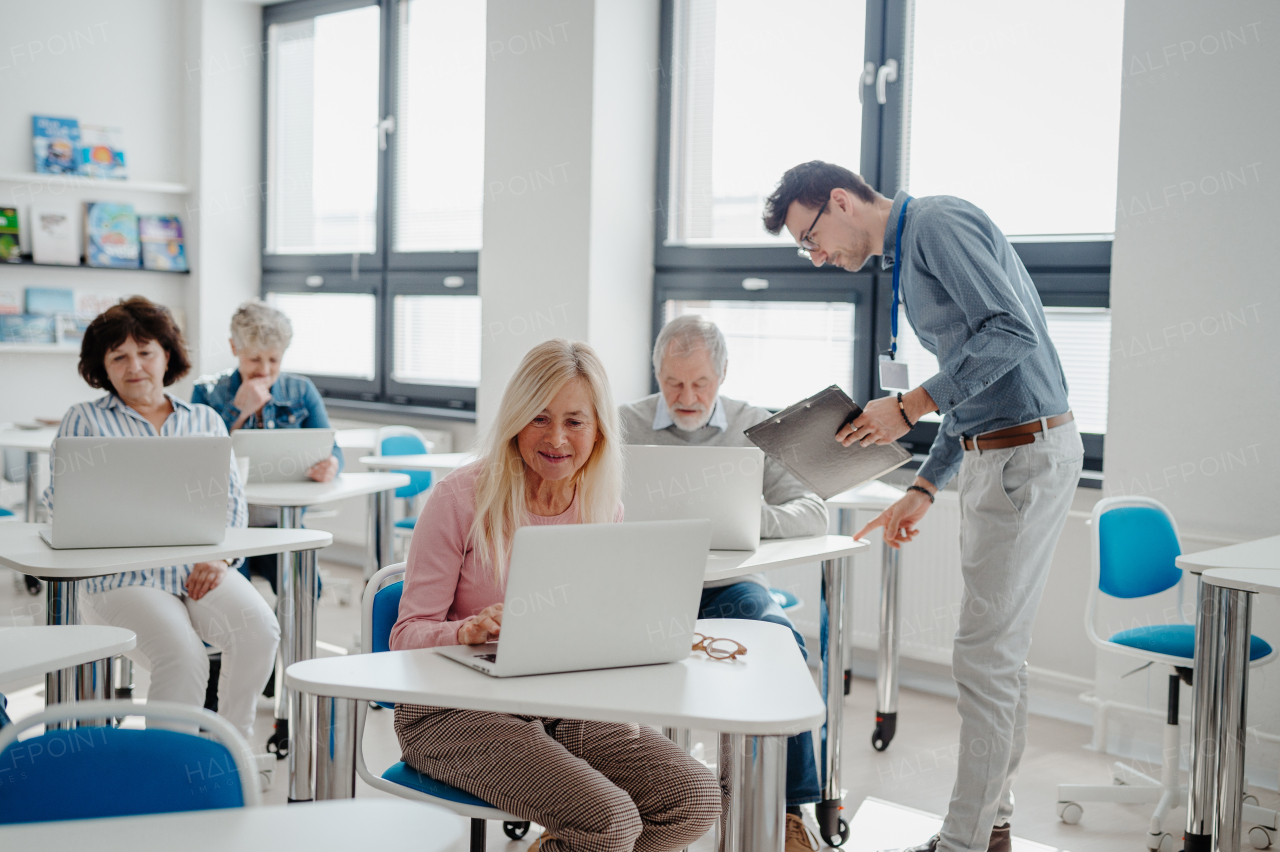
[938,421,1083,852]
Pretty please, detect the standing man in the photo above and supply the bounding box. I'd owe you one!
[619,315,829,852]
[763,161,1083,852]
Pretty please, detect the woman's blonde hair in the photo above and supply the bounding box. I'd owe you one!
[469,339,623,586]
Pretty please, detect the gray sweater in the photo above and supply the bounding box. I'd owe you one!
[619,393,830,589]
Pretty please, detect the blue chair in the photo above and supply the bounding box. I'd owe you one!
[0,507,13,517]
[1056,497,1275,852]
[356,563,531,852]
[0,699,260,823]
[770,587,803,612]
[374,427,434,558]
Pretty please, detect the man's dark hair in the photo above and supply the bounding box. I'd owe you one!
[762,160,880,235]
[78,296,192,393]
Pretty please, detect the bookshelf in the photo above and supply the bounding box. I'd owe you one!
[0,172,189,195]
[0,257,188,275]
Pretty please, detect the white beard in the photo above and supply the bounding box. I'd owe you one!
[670,407,713,432]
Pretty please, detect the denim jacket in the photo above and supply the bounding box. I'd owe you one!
[191,368,344,472]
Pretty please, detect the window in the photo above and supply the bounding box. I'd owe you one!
[665,0,868,245]
[393,295,481,386]
[262,0,485,418]
[657,0,1118,477]
[665,300,855,408]
[903,0,1124,236]
[268,292,377,380]
[265,6,381,255]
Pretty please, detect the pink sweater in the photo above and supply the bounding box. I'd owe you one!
[389,461,620,651]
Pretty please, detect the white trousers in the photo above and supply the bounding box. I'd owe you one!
[938,421,1083,852]
[80,569,280,741]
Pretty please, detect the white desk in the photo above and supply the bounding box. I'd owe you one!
[0,799,465,852]
[0,625,135,683]
[243,472,407,791]
[1177,537,1280,852]
[287,618,824,852]
[357,453,475,475]
[827,482,905,753]
[0,524,331,727]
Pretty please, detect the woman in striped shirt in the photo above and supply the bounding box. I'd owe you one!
[43,297,279,740]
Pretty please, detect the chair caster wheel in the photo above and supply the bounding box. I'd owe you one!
[265,719,289,760]
[872,712,897,752]
[1146,832,1174,852]
[822,818,849,847]
[503,822,530,840]
[1057,801,1082,825]
[1249,826,1273,850]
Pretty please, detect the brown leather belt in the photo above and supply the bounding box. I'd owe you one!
[962,411,1073,451]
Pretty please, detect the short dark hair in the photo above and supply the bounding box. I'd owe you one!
[78,296,192,393]
[762,160,881,235]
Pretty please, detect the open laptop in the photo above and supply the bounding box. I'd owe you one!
[622,445,764,550]
[231,428,335,483]
[435,518,712,677]
[40,436,231,549]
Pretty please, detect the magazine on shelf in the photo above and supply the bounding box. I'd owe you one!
[32,116,81,175]
[0,208,19,262]
[79,125,127,179]
[0,315,57,344]
[31,206,81,266]
[25,287,75,316]
[139,215,187,272]
[84,202,140,269]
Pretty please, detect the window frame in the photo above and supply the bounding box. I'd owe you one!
[260,0,481,420]
[653,0,1113,480]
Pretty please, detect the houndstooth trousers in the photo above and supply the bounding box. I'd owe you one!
[395,704,721,852]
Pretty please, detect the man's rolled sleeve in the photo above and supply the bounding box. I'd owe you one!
[917,412,963,491]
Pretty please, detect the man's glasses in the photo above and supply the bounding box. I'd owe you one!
[796,199,828,258]
[692,633,748,661]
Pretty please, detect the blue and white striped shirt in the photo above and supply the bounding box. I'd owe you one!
[41,393,248,596]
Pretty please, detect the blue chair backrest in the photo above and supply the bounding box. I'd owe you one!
[0,727,244,824]
[372,579,405,654]
[1098,506,1182,599]
[381,435,432,498]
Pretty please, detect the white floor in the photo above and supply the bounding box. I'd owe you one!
[3,560,1276,852]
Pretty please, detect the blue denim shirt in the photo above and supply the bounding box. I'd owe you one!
[191,369,344,472]
[882,191,1070,490]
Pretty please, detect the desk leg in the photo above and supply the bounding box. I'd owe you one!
[315,695,357,800]
[1185,580,1254,852]
[367,491,393,582]
[721,733,786,852]
[271,507,302,758]
[817,554,849,847]
[23,452,42,596]
[873,545,902,752]
[43,578,80,729]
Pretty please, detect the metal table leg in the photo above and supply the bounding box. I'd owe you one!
[314,695,358,800]
[43,578,79,729]
[873,544,902,751]
[721,732,787,852]
[367,490,393,581]
[23,451,43,596]
[817,553,850,847]
[272,504,319,802]
[1185,578,1254,852]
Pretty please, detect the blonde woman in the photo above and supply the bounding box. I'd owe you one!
[390,340,719,852]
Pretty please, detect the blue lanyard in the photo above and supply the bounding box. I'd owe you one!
[889,195,913,360]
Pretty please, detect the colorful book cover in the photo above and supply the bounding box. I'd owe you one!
[0,290,21,315]
[32,116,81,175]
[139,214,188,272]
[84,202,140,269]
[31,206,80,266]
[25,287,75,316]
[0,314,56,344]
[79,125,127,179]
[0,208,19,262]
[75,291,118,323]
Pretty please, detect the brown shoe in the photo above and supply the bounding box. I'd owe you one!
[786,813,820,852]
[988,824,1011,852]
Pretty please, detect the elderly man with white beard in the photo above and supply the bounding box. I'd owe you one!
[618,314,829,852]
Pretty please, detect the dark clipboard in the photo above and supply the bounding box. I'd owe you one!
[743,385,912,500]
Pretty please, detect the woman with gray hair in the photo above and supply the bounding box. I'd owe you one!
[192,299,343,574]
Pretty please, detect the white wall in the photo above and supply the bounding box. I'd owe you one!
[478,0,659,431]
[1102,0,1280,786]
